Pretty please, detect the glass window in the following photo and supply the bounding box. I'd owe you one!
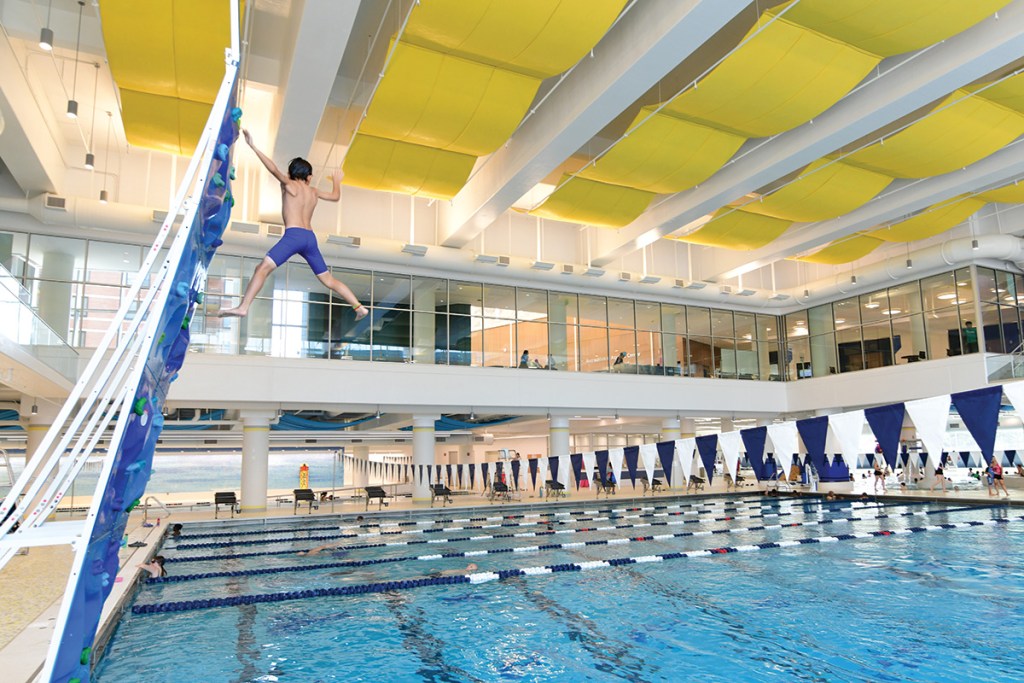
[887,281,923,316]
[579,295,606,327]
[785,312,808,342]
[809,334,837,377]
[836,326,864,372]
[921,271,958,310]
[788,336,811,380]
[580,326,610,372]
[688,307,711,337]
[663,334,687,376]
[891,314,927,364]
[861,319,893,369]
[29,234,86,281]
[995,270,1017,305]
[332,267,372,308]
[515,320,548,367]
[711,310,734,338]
[85,241,142,282]
[734,312,755,341]
[411,311,446,364]
[979,303,1004,353]
[635,327,663,374]
[517,288,547,321]
[548,323,578,371]
[449,281,482,315]
[833,296,861,329]
[483,284,516,319]
[0,230,29,278]
[689,335,714,378]
[411,277,447,312]
[925,306,964,358]
[547,291,577,325]
[448,314,480,366]
[976,267,999,303]
[806,305,833,337]
[716,340,737,379]
[860,292,890,324]
[372,307,411,362]
[661,304,685,334]
[482,319,514,366]
[607,298,634,329]
[756,315,778,341]
[1001,305,1022,352]
[635,302,660,332]
[758,339,781,381]
[733,336,758,380]
[954,267,974,307]
[371,272,411,310]
[609,328,637,371]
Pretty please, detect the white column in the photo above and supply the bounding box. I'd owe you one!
[37,251,74,342]
[412,283,437,364]
[412,414,439,502]
[21,398,60,464]
[549,416,570,457]
[660,417,681,442]
[680,418,696,438]
[240,411,275,513]
[720,417,734,433]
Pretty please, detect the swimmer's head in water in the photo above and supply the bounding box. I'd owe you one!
[466,563,478,572]
[288,157,313,182]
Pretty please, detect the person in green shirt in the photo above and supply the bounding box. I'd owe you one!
[962,320,979,353]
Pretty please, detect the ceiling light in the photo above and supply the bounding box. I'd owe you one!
[795,319,805,326]
[31,403,38,415]
[66,1,85,119]
[99,189,109,204]
[84,152,95,170]
[401,243,427,256]
[735,288,756,296]
[906,258,913,270]
[972,239,980,250]
[864,302,880,309]
[769,293,790,301]
[531,260,554,271]
[850,275,857,285]
[66,100,79,119]
[937,293,957,300]
[882,309,902,316]
[957,281,968,287]
[834,318,846,324]
[39,27,53,52]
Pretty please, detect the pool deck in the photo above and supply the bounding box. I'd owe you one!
[0,481,1018,682]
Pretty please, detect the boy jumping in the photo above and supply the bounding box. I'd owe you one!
[217,129,368,320]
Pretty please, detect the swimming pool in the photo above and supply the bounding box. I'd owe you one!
[95,495,1024,682]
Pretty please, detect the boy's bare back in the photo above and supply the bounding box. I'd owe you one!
[281,179,319,229]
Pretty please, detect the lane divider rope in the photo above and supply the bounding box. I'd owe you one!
[132,514,1020,614]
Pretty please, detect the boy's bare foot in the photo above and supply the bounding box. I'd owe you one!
[215,307,247,318]
[354,305,369,321]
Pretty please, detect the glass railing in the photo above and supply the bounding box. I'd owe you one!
[0,263,79,383]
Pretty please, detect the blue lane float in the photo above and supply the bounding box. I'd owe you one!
[150,505,982,586]
[164,500,926,564]
[132,515,1020,615]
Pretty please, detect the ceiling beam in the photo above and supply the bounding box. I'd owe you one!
[437,0,752,249]
[269,0,360,164]
[590,0,1024,268]
[713,141,1024,280]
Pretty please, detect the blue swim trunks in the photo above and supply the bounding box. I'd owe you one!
[266,227,328,275]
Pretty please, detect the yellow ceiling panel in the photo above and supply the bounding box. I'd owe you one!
[172,0,239,103]
[844,90,1024,177]
[783,0,1011,58]
[679,209,792,250]
[577,108,744,194]
[797,235,885,264]
[529,176,654,228]
[867,197,985,242]
[362,42,539,156]
[662,15,878,138]
[101,1,177,99]
[978,182,1024,203]
[968,72,1024,115]
[119,90,186,156]
[741,159,892,223]
[403,0,626,78]
[342,134,477,200]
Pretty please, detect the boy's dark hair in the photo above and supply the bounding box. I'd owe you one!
[288,157,313,181]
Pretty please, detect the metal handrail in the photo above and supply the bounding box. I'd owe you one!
[142,495,172,524]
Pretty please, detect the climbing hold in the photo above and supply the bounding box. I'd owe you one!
[196,292,205,304]
[215,143,229,161]
[158,333,165,345]
[212,173,225,188]
[133,397,148,415]
[225,192,235,207]
[175,281,189,298]
[181,315,191,329]
[126,498,141,512]
[231,107,242,123]
[210,239,223,249]
[229,166,236,180]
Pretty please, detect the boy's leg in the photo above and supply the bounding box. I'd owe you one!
[218,257,277,317]
[316,271,369,320]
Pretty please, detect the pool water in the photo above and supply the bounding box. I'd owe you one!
[95,496,1024,682]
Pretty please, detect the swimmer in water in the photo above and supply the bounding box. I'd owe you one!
[432,563,478,577]
[296,543,348,557]
[139,555,167,578]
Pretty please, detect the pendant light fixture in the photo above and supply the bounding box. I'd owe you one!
[99,111,111,203]
[39,1,54,51]
[66,1,85,119]
[84,62,98,169]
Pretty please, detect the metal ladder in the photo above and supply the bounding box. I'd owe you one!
[0,4,240,680]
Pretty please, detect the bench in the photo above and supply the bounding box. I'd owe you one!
[642,478,665,495]
[214,491,238,519]
[488,481,512,503]
[431,483,453,508]
[595,477,617,498]
[364,485,389,510]
[545,479,566,500]
[686,475,705,493]
[293,488,317,515]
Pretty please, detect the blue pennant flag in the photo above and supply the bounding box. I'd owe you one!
[695,435,718,486]
[796,416,829,476]
[511,460,521,490]
[959,451,971,468]
[481,463,490,489]
[548,456,560,484]
[469,463,476,489]
[528,459,538,489]
[951,386,1003,464]
[1005,450,1018,466]
[656,441,675,486]
[741,427,768,480]
[865,403,906,470]
[446,464,452,486]
[457,464,463,488]
[623,446,640,488]
[570,453,584,489]
[595,450,610,485]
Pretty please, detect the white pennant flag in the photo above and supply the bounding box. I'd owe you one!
[719,431,743,481]
[905,395,951,468]
[538,456,549,487]
[675,438,695,482]
[559,456,571,488]
[829,410,865,470]
[609,447,625,483]
[639,443,658,483]
[767,422,799,478]
[582,451,597,485]
[1004,382,1024,426]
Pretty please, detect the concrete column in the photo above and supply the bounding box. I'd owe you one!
[240,411,275,512]
[352,445,369,487]
[412,414,439,502]
[660,418,681,443]
[680,418,696,438]
[21,398,60,463]
[549,416,570,457]
[756,417,772,428]
[720,417,734,433]
[412,283,437,364]
[37,251,74,342]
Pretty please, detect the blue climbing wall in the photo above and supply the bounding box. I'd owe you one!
[50,85,241,683]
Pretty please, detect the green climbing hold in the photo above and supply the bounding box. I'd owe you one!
[229,166,236,180]
[80,647,92,665]
[125,498,141,513]
[213,173,225,188]
[196,291,205,304]
[133,397,148,416]
[226,192,235,208]
[158,333,165,344]
[182,315,191,329]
